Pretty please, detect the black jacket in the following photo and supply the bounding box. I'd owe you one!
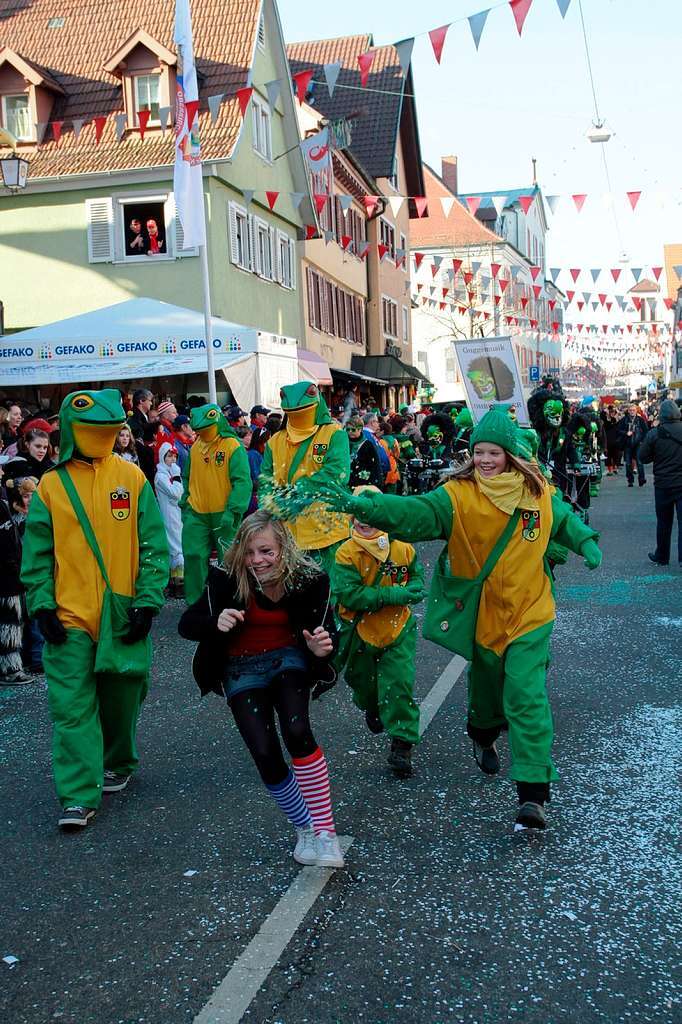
[639,413,682,492]
[0,499,23,598]
[618,413,648,448]
[178,566,337,697]
[3,453,54,482]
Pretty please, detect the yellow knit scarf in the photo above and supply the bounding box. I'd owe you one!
[474,469,541,515]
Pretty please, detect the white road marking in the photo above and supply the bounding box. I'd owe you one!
[194,651,466,1023]
[193,838,353,1024]
[419,654,468,736]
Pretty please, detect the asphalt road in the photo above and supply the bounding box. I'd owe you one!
[1,474,680,1024]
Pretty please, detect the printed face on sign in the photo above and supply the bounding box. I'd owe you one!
[110,488,131,521]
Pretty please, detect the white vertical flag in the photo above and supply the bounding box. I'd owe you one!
[174,0,206,248]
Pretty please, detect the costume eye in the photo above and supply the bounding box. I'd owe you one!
[305,384,318,397]
[206,409,217,419]
[71,394,94,410]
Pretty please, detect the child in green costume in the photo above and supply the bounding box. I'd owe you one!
[21,389,168,830]
[180,403,251,605]
[334,487,426,776]
[320,408,602,830]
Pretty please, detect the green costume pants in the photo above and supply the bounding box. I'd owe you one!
[342,619,420,745]
[466,622,558,783]
[43,629,148,809]
[182,507,225,605]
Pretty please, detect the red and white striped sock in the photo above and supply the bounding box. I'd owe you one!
[292,747,336,836]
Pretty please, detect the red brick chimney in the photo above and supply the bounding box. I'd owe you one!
[441,155,458,195]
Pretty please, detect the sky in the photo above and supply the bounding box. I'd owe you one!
[278,0,682,293]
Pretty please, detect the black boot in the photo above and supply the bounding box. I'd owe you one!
[472,740,500,775]
[365,709,384,734]
[515,782,550,830]
[387,738,413,776]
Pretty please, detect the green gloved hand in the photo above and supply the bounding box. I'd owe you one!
[581,538,602,570]
[318,481,371,518]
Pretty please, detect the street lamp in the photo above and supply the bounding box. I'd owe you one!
[0,154,29,191]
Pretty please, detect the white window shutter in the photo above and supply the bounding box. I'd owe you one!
[168,193,198,258]
[248,214,259,274]
[85,197,114,263]
[274,230,284,283]
[288,238,297,291]
[228,202,239,265]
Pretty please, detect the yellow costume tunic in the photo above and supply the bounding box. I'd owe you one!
[187,434,242,514]
[337,537,414,647]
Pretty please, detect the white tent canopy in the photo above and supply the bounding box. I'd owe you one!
[0,297,258,387]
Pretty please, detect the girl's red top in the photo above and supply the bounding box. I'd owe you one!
[226,596,297,657]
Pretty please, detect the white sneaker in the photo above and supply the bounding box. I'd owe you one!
[293,826,317,865]
[315,830,345,868]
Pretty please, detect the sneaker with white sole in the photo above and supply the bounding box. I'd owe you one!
[293,826,317,865]
[102,771,131,793]
[315,830,345,868]
[58,806,95,829]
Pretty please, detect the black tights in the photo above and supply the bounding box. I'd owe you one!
[228,671,318,785]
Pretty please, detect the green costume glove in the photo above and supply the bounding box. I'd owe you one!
[319,481,371,517]
[380,585,418,607]
[581,539,602,570]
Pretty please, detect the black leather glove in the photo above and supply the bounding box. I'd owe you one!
[311,664,338,701]
[36,609,67,645]
[122,607,155,645]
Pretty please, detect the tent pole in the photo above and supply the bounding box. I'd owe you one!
[199,240,217,404]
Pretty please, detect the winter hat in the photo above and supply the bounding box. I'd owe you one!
[157,401,175,420]
[659,399,681,422]
[157,442,178,465]
[469,408,524,456]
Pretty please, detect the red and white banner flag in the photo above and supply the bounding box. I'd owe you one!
[173,0,206,248]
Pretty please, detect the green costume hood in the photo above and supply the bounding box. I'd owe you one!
[190,403,236,438]
[56,388,126,465]
[279,381,332,425]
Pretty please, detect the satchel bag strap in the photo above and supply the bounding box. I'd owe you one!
[56,466,113,592]
[476,508,521,583]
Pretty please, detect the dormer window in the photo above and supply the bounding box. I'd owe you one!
[134,74,160,124]
[1,94,31,141]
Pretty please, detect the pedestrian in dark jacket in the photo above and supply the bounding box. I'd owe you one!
[618,404,649,486]
[639,399,682,566]
[0,481,37,685]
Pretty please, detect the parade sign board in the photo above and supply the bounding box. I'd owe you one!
[452,336,530,426]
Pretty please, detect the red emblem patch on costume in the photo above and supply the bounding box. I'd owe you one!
[521,509,540,542]
[215,451,225,466]
[312,442,328,466]
[110,488,131,521]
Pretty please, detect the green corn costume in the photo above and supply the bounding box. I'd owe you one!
[21,389,168,816]
[180,404,251,604]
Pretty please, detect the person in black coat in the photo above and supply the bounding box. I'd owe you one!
[178,510,345,869]
[639,399,682,565]
[0,480,37,685]
[618,404,649,486]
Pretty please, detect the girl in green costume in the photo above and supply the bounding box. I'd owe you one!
[320,408,602,831]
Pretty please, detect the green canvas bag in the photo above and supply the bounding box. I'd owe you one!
[423,509,520,661]
[56,467,150,677]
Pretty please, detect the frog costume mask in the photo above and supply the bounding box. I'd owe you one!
[180,403,251,604]
[21,389,168,824]
[259,381,350,571]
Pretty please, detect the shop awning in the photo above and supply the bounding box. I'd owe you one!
[298,348,333,386]
[350,354,431,385]
[1,352,250,387]
[330,366,389,386]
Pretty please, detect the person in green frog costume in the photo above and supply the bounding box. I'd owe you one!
[259,382,350,574]
[21,389,168,830]
[180,403,251,605]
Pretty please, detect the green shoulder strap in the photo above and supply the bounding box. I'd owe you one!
[287,429,320,484]
[56,466,113,591]
[476,508,521,583]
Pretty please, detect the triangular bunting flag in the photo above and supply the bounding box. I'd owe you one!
[394,38,415,78]
[429,24,450,64]
[582,291,591,303]
[468,9,491,50]
[114,113,127,141]
[452,258,463,274]
[532,285,542,299]
[598,293,607,305]
[340,235,353,251]
[414,252,425,270]
[499,279,510,293]
[440,197,456,217]
[549,267,560,283]
[323,230,334,246]
[236,87,253,118]
[605,302,612,312]
[358,51,376,88]
[651,266,663,281]
[591,302,599,312]
[242,190,255,206]
[546,194,561,214]
[566,290,575,301]
[208,93,224,123]
[290,192,305,210]
[265,80,282,110]
[323,62,342,99]
[569,268,581,282]
[313,194,328,216]
[517,194,534,214]
[510,0,534,37]
[626,191,641,211]
[490,263,501,279]
[305,225,318,240]
[266,191,279,211]
[93,116,107,143]
[358,242,370,260]
[433,255,444,270]
[491,195,507,216]
[465,196,481,215]
[577,302,584,311]
[363,196,380,217]
[572,193,587,213]
[471,261,481,275]
[530,266,541,281]
[520,296,529,309]
[51,120,63,145]
[510,266,523,280]
[158,107,171,133]
[378,244,389,262]
[72,118,85,140]
[431,263,440,279]
[631,267,642,282]
[590,269,601,283]
[137,109,150,140]
[292,69,314,103]
[388,196,404,216]
[414,197,428,218]
[338,195,353,214]
[556,0,572,17]
[610,268,621,283]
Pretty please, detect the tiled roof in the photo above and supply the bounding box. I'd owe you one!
[411,163,502,248]
[287,35,404,181]
[0,0,260,178]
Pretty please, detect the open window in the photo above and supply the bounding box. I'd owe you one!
[85,191,196,263]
